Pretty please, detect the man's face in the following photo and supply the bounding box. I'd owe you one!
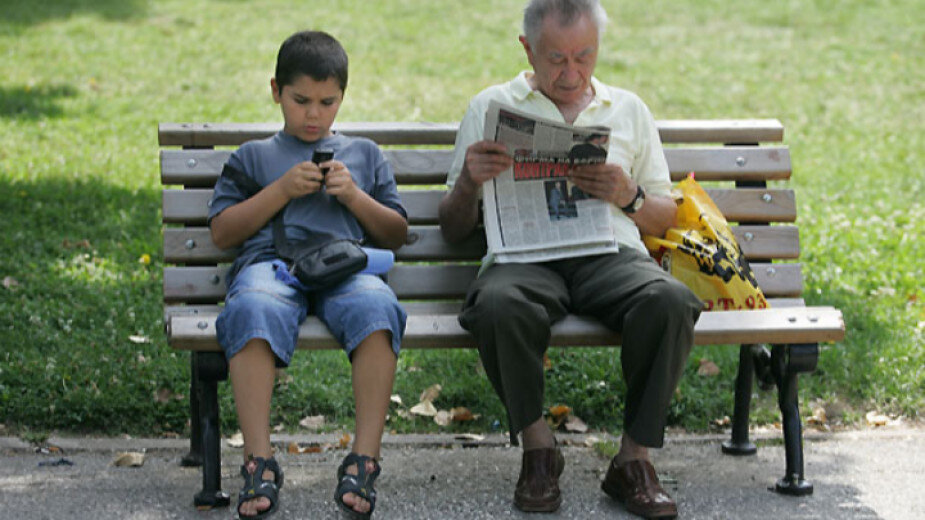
[521,13,599,107]
[271,74,343,143]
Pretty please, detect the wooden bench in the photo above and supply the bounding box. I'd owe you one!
[159,120,845,508]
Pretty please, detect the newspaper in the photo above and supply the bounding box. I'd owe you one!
[482,100,617,264]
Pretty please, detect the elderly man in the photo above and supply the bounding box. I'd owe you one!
[438,1,702,518]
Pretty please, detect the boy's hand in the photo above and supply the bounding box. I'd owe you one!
[278,161,325,199]
[320,160,359,203]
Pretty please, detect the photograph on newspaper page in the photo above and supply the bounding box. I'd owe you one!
[481,100,617,263]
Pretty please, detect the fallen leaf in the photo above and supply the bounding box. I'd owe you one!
[549,405,571,419]
[450,407,477,422]
[338,433,351,449]
[807,406,827,425]
[275,369,293,385]
[543,354,552,370]
[711,416,731,428]
[2,276,19,289]
[410,401,438,417]
[298,415,325,431]
[455,433,485,442]
[154,388,182,403]
[564,414,588,433]
[287,442,324,454]
[113,452,145,467]
[434,410,452,426]
[419,384,442,403]
[227,432,244,448]
[865,411,889,427]
[390,394,403,406]
[697,359,720,377]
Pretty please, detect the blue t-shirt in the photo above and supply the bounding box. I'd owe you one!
[208,131,407,284]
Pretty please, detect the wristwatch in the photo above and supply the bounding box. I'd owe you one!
[620,185,646,214]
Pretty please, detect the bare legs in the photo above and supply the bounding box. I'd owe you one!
[230,331,396,517]
[230,338,277,518]
[341,330,397,515]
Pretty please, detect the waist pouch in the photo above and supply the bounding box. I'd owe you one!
[288,238,368,290]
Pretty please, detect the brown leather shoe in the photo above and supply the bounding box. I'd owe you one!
[513,446,565,512]
[601,458,677,519]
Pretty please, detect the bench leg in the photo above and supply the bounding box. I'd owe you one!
[722,344,760,455]
[191,352,231,509]
[180,354,203,467]
[771,343,818,496]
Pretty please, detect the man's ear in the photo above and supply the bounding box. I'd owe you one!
[519,35,535,66]
[270,78,281,104]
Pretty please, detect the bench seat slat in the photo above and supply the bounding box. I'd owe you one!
[158,120,784,148]
[163,224,799,264]
[163,261,802,303]
[163,297,810,323]
[166,305,842,351]
[163,188,797,225]
[162,146,791,187]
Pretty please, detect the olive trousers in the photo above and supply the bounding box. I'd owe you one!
[458,248,702,447]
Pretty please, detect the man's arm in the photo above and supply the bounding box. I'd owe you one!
[438,140,513,243]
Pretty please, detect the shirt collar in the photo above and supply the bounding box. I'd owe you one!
[511,71,612,107]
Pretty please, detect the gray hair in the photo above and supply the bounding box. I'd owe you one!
[523,0,608,49]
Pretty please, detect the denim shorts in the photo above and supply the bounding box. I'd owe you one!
[215,261,406,366]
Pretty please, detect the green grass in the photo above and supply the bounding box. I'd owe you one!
[1,0,922,438]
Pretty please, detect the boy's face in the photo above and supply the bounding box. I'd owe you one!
[271,74,343,143]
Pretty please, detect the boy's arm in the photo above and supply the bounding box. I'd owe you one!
[211,161,325,249]
[323,160,408,250]
[210,182,290,250]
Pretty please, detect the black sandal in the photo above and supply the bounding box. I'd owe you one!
[237,456,284,519]
[334,452,381,518]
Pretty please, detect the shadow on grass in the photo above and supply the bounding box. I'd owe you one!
[0,0,148,27]
[0,84,78,120]
[0,176,186,434]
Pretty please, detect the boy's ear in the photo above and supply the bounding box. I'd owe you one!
[270,78,281,104]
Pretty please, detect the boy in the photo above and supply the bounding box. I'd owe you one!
[208,30,407,519]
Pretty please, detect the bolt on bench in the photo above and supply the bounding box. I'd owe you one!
[159,120,845,508]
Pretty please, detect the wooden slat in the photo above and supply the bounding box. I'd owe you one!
[665,146,790,181]
[162,297,811,323]
[167,305,841,351]
[160,146,790,187]
[158,122,459,147]
[163,261,802,304]
[163,188,797,226]
[163,224,798,264]
[159,119,784,148]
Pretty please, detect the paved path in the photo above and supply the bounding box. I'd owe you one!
[1,426,922,519]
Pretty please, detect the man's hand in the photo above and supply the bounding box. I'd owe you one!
[568,163,637,208]
[462,140,513,186]
[277,161,325,199]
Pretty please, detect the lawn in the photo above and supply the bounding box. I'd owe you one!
[0,0,922,438]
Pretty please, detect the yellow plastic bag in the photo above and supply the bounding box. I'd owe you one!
[643,175,769,311]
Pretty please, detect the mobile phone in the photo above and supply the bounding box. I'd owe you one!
[312,148,334,176]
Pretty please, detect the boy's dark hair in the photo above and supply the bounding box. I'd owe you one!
[275,30,348,93]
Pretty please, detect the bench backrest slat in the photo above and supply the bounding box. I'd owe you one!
[161,146,791,187]
[163,224,799,264]
[162,188,797,226]
[158,119,783,148]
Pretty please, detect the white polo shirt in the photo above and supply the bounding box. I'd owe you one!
[448,71,671,260]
